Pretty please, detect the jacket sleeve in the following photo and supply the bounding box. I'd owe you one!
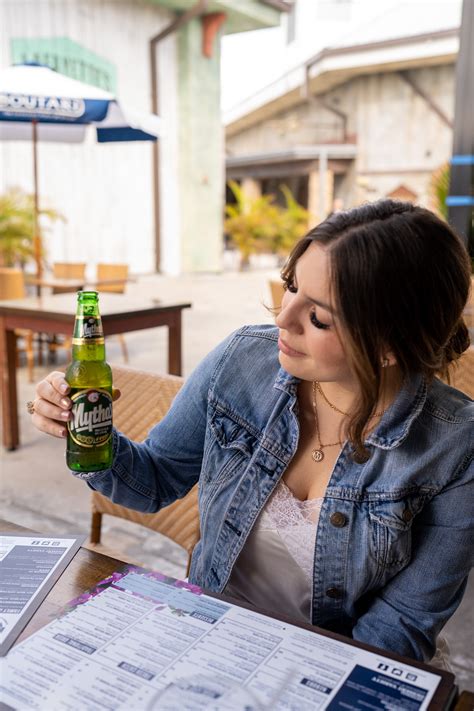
[75,332,235,513]
[352,456,474,661]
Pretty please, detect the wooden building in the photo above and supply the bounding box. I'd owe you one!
[225,24,459,223]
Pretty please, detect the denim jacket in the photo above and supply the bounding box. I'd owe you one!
[81,325,474,662]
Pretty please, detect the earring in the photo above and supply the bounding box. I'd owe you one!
[382,358,389,368]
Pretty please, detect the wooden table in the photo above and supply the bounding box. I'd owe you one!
[25,276,85,293]
[0,293,191,450]
[0,519,462,710]
[2,519,129,646]
[25,276,137,293]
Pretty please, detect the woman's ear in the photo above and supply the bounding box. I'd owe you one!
[381,351,397,368]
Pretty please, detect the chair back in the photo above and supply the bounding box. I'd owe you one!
[90,366,200,562]
[52,262,86,294]
[0,268,26,299]
[97,263,129,294]
[0,268,34,379]
[269,279,284,311]
[445,347,474,399]
[463,276,474,334]
[53,262,87,279]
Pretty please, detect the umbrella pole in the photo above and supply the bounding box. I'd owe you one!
[32,119,42,290]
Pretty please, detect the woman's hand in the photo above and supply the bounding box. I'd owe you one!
[30,371,121,439]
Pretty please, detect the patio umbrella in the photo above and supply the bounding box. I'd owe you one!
[0,63,161,278]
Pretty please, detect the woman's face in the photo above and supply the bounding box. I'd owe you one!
[276,242,354,385]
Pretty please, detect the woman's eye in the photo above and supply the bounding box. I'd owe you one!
[310,311,330,330]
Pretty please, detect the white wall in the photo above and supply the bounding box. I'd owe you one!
[353,66,454,206]
[0,0,173,276]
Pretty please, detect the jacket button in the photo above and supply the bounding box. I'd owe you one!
[402,509,413,523]
[326,587,343,599]
[330,512,347,528]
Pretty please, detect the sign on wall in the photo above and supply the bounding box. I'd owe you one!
[11,37,116,92]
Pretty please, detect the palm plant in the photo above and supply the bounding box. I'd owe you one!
[0,187,63,268]
[429,162,450,220]
[224,180,281,269]
[272,184,310,260]
[224,181,310,269]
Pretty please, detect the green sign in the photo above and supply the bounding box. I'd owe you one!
[11,37,117,92]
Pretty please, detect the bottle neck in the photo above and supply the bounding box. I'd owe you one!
[71,341,106,361]
[72,298,106,361]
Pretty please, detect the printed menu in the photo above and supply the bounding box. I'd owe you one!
[0,534,84,656]
[0,567,447,710]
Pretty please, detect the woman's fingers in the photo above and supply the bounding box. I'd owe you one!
[32,371,119,439]
[31,410,68,439]
[34,394,72,423]
[36,374,72,419]
[36,371,71,407]
[32,371,72,438]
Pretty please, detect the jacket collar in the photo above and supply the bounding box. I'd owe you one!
[367,372,427,449]
[274,367,299,397]
[274,367,427,450]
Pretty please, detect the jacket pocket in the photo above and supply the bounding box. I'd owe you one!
[368,494,424,570]
[202,409,258,488]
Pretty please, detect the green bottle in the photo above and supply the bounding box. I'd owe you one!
[65,291,113,472]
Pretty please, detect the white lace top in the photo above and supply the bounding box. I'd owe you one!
[224,479,452,671]
[224,479,322,623]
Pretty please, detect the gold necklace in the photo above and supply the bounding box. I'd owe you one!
[315,381,385,419]
[311,381,345,463]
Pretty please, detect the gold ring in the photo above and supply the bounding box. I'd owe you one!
[26,400,36,415]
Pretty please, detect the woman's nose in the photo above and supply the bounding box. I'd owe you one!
[276,297,304,334]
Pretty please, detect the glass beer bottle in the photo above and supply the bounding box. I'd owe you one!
[65,291,113,472]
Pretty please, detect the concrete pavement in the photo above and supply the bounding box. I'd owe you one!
[1,265,472,690]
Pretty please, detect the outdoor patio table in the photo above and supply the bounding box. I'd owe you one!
[0,293,191,450]
[25,275,137,294]
[25,276,86,293]
[0,518,461,710]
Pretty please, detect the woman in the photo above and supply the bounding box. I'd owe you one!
[31,199,473,664]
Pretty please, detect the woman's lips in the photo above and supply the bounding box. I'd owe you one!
[278,337,305,358]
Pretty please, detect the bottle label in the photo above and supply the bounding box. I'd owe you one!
[68,389,113,447]
[72,316,104,345]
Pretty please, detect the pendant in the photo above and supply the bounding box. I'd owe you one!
[312,448,324,462]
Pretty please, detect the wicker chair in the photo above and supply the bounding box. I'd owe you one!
[96,263,129,293]
[90,350,472,575]
[52,262,86,293]
[269,279,284,311]
[96,263,129,362]
[89,365,199,575]
[445,347,474,398]
[0,267,35,381]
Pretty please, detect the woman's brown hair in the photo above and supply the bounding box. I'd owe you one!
[281,199,472,462]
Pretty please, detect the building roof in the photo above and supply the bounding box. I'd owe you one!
[258,0,292,11]
[330,1,461,48]
[225,26,459,135]
[151,0,287,33]
[226,144,357,178]
[227,144,357,166]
